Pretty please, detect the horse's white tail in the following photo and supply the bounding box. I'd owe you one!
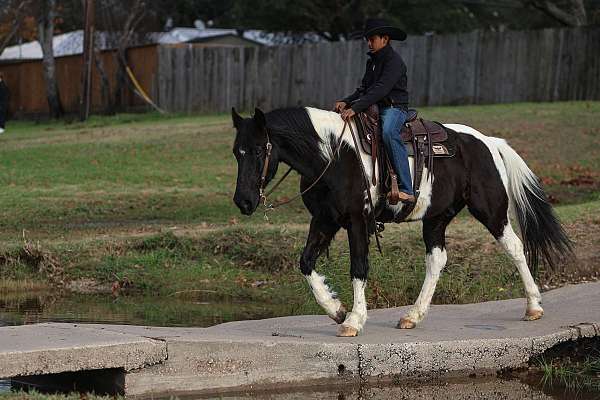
[492,138,573,272]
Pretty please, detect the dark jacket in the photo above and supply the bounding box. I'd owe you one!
[0,80,8,128]
[342,44,409,113]
[0,80,8,110]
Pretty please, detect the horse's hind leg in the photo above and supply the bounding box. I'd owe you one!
[467,192,543,321]
[301,216,345,323]
[497,222,544,320]
[398,212,456,329]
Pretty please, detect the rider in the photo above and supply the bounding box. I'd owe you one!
[0,73,8,134]
[334,18,414,204]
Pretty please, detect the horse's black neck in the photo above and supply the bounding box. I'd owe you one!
[266,108,327,180]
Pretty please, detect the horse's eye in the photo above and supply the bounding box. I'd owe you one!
[255,146,263,156]
[235,148,246,159]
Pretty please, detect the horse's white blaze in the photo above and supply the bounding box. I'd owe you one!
[239,148,246,156]
[343,278,367,330]
[305,107,379,202]
[405,247,447,323]
[306,271,342,317]
[498,223,543,310]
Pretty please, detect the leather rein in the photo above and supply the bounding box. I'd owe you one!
[258,122,348,212]
[257,118,383,254]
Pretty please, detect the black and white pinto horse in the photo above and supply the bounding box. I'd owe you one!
[231,106,572,337]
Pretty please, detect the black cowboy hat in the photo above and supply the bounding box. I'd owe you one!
[360,18,407,41]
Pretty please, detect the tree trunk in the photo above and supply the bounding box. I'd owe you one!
[37,0,63,119]
[110,49,127,113]
[93,40,113,115]
[109,0,145,113]
[79,0,95,121]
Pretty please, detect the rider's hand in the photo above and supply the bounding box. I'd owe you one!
[341,108,356,121]
[334,101,347,113]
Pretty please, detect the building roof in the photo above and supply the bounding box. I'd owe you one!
[0,27,326,61]
[0,30,84,61]
[153,28,270,46]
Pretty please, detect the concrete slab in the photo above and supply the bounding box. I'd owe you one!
[0,282,598,397]
[0,323,167,379]
[120,282,600,396]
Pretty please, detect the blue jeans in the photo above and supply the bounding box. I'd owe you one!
[380,107,413,195]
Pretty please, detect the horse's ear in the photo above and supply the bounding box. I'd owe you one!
[254,107,266,128]
[231,107,243,129]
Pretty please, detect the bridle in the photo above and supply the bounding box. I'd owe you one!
[257,123,347,211]
[255,118,383,254]
[257,128,273,205]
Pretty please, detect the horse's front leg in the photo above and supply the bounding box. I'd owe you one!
[301,216,345,323]
[338,215,370,337]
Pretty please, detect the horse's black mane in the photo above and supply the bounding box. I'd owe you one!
[266,107,322,159]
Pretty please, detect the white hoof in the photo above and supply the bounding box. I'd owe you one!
[337,324,359,337]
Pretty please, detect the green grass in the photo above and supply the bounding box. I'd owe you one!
[1,101,598,238]
[539,356,600,392]
[0,391,119,400]
[536,338,600,393]
[0,101,599,326]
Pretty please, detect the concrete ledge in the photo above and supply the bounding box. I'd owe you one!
[123,324,599,397]
[0,324,167,379]
[122,281,599,396]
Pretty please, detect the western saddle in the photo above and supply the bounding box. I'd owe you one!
[354,104,456,222]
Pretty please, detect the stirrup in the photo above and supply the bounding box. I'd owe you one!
[388,174,401,205]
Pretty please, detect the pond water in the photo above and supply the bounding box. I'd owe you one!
[3,378,595,400]
[0,290,292,327]
[195,379,600,400]
[1,291,597,400]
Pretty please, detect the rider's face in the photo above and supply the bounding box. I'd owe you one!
[367,35,389,52]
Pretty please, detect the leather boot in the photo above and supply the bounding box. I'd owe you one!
[397,192,416,203]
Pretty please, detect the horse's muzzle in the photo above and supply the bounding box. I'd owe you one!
[234,195,257,216]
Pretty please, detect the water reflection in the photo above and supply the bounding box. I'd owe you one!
[0,290,293,327]
[1,377,596,400]
[177,378,598,400]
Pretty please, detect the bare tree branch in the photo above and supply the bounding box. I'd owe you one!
[0,0,28,56]
[110,0,147,113]
[527,0,587,26]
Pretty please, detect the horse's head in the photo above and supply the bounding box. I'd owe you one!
[231,107,279,215]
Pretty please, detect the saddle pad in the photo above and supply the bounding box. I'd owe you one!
[404,126,457,158]
[356,114,454,158]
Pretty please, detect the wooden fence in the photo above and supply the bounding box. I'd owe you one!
[1,27,598,116]
[157,27,600,113]
[0,44,158,116]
